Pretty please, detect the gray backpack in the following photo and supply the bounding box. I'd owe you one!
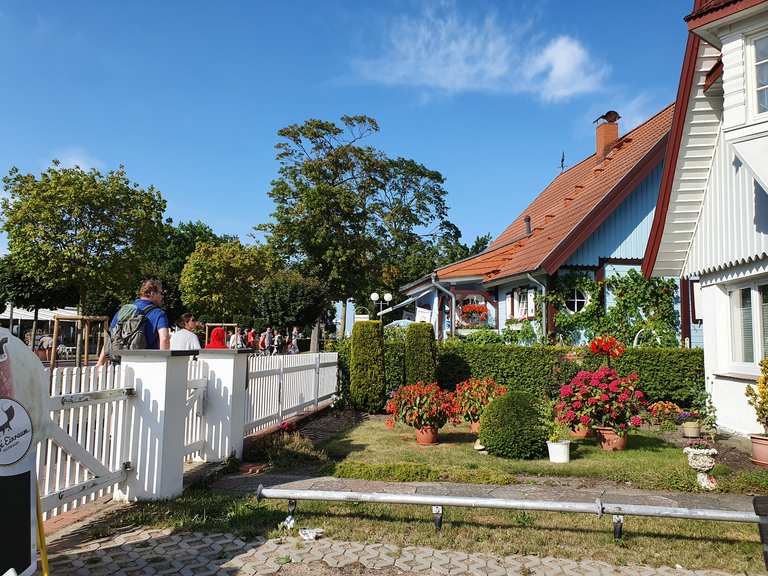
[105,303,157,363]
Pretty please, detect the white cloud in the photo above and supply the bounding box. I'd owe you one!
[49,147,104,171]
[354,7,607,102]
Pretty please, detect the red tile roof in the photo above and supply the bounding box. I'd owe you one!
[685,0,768,27]
[437,104,675,283]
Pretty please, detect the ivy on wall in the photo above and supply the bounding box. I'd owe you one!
[546,269,680,346]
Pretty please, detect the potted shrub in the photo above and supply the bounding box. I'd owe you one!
[453,377,507,434]
[557,367,646,451]
[386,382,455,445]
[745,359,768,468]
[677,411,702,438]
[545,401,571,464]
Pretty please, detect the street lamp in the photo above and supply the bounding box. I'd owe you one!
[370,291,393,318]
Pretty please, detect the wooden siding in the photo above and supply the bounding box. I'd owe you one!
[565,163,663,267]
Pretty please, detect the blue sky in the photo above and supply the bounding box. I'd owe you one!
[0,1,690,253]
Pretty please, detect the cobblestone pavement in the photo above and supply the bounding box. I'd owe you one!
[47,527,740,576]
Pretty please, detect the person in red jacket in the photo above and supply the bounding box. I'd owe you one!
[206,326,228,349]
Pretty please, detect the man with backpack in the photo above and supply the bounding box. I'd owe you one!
[97,279,171,365]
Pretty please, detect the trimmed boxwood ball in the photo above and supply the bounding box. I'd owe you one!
[405,322,437,385]
[478,391,548,459]
[350,320,387,413]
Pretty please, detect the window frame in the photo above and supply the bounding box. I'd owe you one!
[564,287,589,315]
[748,30,768,121]
[727,278,768,375]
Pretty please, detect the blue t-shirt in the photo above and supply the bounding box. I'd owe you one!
[110,299,170,350]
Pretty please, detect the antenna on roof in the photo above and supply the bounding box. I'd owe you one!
[559,151,566,172]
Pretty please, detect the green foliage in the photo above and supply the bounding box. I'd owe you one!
[1,161,166,309]
[463,328,504,345]
[500,320,540,345]
[252,270,329,331]
[546,270,680,346]
[479,391,548,459]
[179,240,273,322]
[405,322,437,384]
[0,254,76,312]
[350,321,387,412]
[332,461,440,482]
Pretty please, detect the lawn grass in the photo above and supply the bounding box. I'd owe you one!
[92,488,765,572]
[319,417,768,494]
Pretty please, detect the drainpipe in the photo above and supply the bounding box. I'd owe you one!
[431,273,455,338]
[526,274,547,341]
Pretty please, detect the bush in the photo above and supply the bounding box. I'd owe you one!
[479,391,548,459]
[405,322,437,385]
[350,321,387,412]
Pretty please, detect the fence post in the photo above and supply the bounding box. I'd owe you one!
[197,349,248,461]
[314,353,321,409]
[116,350,194,501]
[277,355,284,422]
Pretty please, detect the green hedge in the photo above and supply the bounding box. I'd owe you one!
[335,338,704,409]
[405,322,437,385]
[350,321,386,412]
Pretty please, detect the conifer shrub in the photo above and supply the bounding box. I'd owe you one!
[478,391,548,459]
[405,322,437,385]
[350,320,386,412]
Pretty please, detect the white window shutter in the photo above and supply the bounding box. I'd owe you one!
[506,292,513,320]
[527,289,536,318]
[513,289,520,319]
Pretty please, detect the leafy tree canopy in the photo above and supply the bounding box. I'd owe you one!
[179,240,275,322]
[0,161,166,310]
[252,270,330,331]
[0,255,76,314]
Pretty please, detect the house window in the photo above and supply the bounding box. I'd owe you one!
[509,288,536,320]
[756,35,768,114]
[565,288,588,313]
[730,287,754,363]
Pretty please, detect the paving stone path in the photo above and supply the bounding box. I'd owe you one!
[47,526,739,576]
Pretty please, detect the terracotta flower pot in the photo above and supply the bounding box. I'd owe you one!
[571,425,590,439]
[415,426,439,445]
[469,421,481,434]
[594,426,628,451]
[750,434,768,468]
[681,421,701,438]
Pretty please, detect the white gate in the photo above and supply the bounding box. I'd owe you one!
[184,358,207,461]
[37,365,131,517]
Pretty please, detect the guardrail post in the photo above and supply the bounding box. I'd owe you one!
[116,350,194,501]
[754,496,768,569]
[197,349,248,461]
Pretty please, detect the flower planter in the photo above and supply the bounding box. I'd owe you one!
[681,421,701,438]
[683,446,718,490]
[546,440,570,463]
[469,421,481,434]
[594,426,628,451]
[570,425,590,439]
[415,426,439,445]
[750,434,768,468]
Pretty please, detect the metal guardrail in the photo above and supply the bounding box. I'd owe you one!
[256,486,768,568]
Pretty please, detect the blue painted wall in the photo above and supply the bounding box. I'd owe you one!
[565,163,662,266]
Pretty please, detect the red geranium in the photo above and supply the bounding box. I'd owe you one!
[557,366,646,436]
[453,377,507,424]
[386,382,456,430]
[589,336,625,360]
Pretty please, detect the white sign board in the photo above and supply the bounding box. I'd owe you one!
[415,307,432,323]
[0,327,46,576]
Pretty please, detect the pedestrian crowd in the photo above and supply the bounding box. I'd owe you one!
[95,279,304,364]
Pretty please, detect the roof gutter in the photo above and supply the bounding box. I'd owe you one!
[431,273,455,338]
[526,273,547,341]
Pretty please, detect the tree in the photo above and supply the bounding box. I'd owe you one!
[179,240,274,322]
[0,161,166,311]
[258,116,455,305]
[252,271,330,330]
[142,220,236,322]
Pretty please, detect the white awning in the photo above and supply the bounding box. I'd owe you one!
[734,139,768,193]
[377,289,433,317]
[0,305,80,322]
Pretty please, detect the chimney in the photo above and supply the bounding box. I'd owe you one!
[524,215,532,235]
[596,119,619,160]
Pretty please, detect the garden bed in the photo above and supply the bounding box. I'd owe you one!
[316,413,768,494]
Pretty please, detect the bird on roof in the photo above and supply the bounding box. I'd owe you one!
[593,110,621,124]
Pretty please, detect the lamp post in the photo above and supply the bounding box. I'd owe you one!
[370,292,393,320]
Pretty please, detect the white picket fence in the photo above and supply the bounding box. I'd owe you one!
[244,352,338,435]
[35,351,337,517]
[36,364,130,518]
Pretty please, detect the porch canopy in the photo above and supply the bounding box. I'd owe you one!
[0,305,79,322]
[377,289,432,317]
